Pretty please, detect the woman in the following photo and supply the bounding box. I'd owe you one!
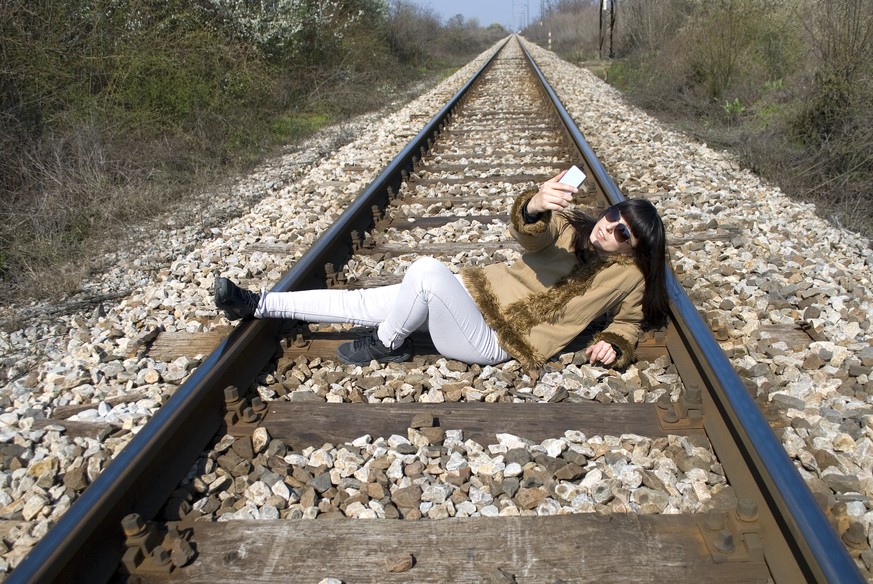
[214,170,669,369]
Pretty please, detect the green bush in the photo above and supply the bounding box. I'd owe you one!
[0,0,503,302]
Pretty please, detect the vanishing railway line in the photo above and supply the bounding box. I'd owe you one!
[8,37,864,583]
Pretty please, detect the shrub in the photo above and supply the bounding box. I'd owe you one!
[385,1,441,66]
[722,97,745,122]
[0,0,503,302]
[535,0,872,237]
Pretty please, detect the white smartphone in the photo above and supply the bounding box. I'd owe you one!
[559,165,586,188]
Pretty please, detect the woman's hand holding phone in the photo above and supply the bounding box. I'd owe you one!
[527,167,586,214]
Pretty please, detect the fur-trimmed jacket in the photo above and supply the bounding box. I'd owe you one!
[461,190,644,370]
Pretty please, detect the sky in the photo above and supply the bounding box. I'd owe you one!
[404,0,541,30]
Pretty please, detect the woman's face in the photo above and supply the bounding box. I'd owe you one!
[590,207,636,254]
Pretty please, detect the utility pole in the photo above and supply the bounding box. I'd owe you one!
[548,0,553,50]
[609,0,616,59]
[598,0,617,60]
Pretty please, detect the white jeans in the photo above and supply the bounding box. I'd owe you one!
[256,257,510,365]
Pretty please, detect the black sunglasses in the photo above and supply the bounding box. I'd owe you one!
[605,206,633,245]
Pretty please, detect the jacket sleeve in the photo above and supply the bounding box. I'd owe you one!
[588,280,644,369]
[508,190,565,252]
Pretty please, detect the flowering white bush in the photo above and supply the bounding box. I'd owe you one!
[204,0,375,58]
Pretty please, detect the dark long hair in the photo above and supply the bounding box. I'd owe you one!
[562,199,670,328]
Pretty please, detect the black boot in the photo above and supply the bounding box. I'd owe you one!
[336,329,413,365]
[214,277,261,320]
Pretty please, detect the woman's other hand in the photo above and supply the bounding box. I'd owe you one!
[526,171,577,214]
[585,340,618,366]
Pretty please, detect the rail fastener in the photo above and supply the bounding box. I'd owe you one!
[119,513,195,575]
[698,499,765,563]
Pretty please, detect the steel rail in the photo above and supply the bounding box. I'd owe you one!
[519,38,863,584]
[271,35,504,297]
[7,39,510,584]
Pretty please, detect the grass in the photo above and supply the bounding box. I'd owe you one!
[0,65,465,308]
[270,113,334,143]
[0,0,508,309]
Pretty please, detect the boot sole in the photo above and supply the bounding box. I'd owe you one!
[335,354,412,366]
[335,345,412,366]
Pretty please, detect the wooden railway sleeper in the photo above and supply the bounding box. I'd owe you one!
[697,498,765,563]
[656,382,705,430]
[223,385,267,435]
[120,514,195,575]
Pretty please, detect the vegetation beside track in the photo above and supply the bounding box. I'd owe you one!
[526,0,873,241]
[0,0,505,302]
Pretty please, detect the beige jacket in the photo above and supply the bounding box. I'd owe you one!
[461,191,645,369]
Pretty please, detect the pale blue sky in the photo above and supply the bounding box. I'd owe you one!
[404,0,541,30]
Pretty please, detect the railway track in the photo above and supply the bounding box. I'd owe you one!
[7,37,865,583]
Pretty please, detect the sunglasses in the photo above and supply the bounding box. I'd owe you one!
[605,206,633,245]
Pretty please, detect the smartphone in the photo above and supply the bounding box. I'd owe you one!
[559,165,586,188]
